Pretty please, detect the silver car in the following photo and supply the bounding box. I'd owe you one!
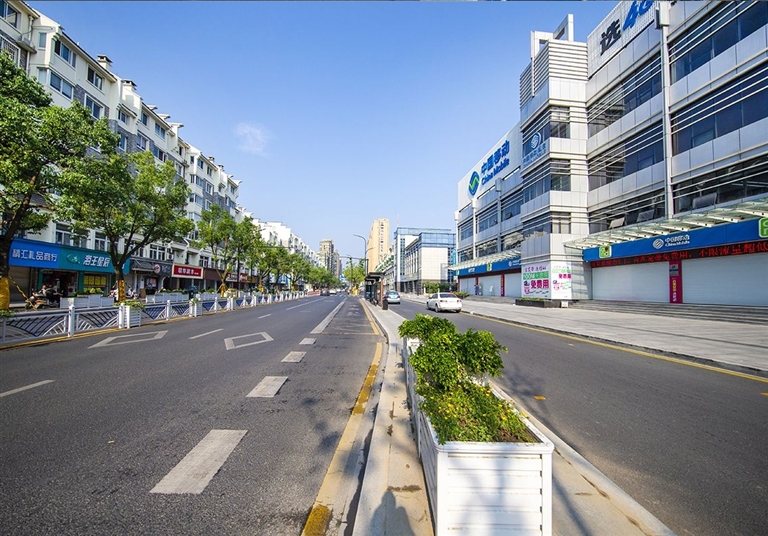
[384,290,400,304]
[426,292,462,312]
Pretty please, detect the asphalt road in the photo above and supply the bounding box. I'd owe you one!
[392,300,768,536]
[0,295,380,536]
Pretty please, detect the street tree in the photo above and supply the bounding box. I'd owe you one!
[193,204,237,295]
[343,258,366,291]
[0,51,116,308]
[286,254,312,291]
[242,221,267,290]
[59,150,194,301]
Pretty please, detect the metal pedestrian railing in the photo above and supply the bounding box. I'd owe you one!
[0,292,307,346]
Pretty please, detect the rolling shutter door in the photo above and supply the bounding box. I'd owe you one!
[504,273,522,298]
[683,253,768,305]
[593,263,669,302]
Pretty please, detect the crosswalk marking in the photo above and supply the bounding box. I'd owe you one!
[300,338,316,345]
[150,429,247,495]
[247,376,288,398]
[282,351,306,363]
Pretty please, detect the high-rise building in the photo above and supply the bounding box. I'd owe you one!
[319,239,337,277]
[367,218,390,272]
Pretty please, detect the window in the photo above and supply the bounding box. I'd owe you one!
[155,124,166,139]
[53,40,76,67]
[49,72,73,99]
[1,1,19,28]
[589,123,664,190]
[458,220,473,241]
[671,64,768,154]
[118,110,127,123]
[206,165,212,176]
[87,67,103,90]
[85,96,102,119]
[118,132,127,151]
[38,32,47,49]
[670,2,768,83]
[152,146,166,162]
[197,158,204,169]
[140,112,148,126]
[136,134,148,151]
[94,233,107,252]
[149,245,166,261]
[476,208,498,233]
[550,213,571,234]
[55,225,85,247]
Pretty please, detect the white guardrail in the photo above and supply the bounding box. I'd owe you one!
[0,292,307,346]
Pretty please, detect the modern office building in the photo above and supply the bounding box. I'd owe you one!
[453,1,768,306]
[318,239,339,278]
[366,218,390,274]
[393,227,456,294]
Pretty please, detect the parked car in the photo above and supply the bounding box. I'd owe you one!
[426,292,462,312]
[384,290,401,304]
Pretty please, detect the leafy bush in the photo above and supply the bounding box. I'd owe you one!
[454,291,468,299]
[399,314,533,444]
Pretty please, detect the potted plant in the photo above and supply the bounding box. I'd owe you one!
[399,314,554,536]
[118,299,144,328]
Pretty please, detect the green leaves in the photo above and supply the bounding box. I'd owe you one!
[399,315,530,444]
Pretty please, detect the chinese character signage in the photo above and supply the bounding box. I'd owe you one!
[583,220,765,262]
[550,262,573,300]
[590,239,768,268]
[587,0,657,74]
[9,238,117,273]
[172,264,203,278]
[522,263,550,298]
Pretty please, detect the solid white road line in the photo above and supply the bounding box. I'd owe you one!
[247,376,288,398]
[0,380,55,398]
[189,328,223,340]
[310,301,345,334]
[282,351,306,363]
[300,338,316,345]
[150,429,247,495]
[258,314,271,319]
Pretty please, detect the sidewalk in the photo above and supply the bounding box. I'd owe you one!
[351,295,768,536]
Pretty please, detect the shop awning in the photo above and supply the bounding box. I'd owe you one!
[449,249,520,271]
[564,197,768,251]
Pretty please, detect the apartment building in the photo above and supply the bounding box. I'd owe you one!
[1,1,317,299]
[454,1,768,306]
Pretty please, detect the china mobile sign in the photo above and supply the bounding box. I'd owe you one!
[587,0,657,73]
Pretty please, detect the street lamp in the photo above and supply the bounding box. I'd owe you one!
[353,234,368,274]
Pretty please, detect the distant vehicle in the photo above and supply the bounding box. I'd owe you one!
[320,288,330,296]
[329,288,338,295]
[426,292,462,312]
[384,290,400,304]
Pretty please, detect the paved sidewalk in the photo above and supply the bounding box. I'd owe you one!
[351,295,768,536]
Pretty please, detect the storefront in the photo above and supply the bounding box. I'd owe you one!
[130,259,172,296]
[171,264,203,291]
[583,219,768,306]
[456,257,522,298]
[8,238,124,300]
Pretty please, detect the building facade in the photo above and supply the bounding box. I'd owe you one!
[367,218,390,274]
[393,227,456,294]
[454,1,768,306]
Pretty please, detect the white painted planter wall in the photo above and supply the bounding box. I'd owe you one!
[403,338,554,536]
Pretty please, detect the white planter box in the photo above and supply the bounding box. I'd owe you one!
[63,296,90,308]
[403,338,554,536]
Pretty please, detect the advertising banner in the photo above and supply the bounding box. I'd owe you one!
[522,263,550,298]
[173,264,203,278]
[550,262,573,300]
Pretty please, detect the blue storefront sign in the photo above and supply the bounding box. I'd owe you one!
[456,256,521,277]
[583,219,767,262]
[9,238,128,273]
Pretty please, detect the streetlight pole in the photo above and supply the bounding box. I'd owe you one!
[353,234,368,275]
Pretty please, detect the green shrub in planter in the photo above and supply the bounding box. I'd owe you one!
[453,291,468,299]
[398,314,533,444]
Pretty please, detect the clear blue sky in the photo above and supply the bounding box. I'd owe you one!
[29,1,614,260]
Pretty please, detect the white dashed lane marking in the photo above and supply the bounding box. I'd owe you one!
[247,376,288,398]
[150,429,247,495]
[282,351,306,363]
[0,380,55,398]
[300,338,316,345]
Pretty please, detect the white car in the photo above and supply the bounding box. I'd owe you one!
[426,292,462,313]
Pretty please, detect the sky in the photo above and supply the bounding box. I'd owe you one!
[28,0,615,261]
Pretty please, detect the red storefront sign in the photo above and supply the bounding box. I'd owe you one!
[591,239,768,268]
[669,260,682,304]
[172,264,203,278]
